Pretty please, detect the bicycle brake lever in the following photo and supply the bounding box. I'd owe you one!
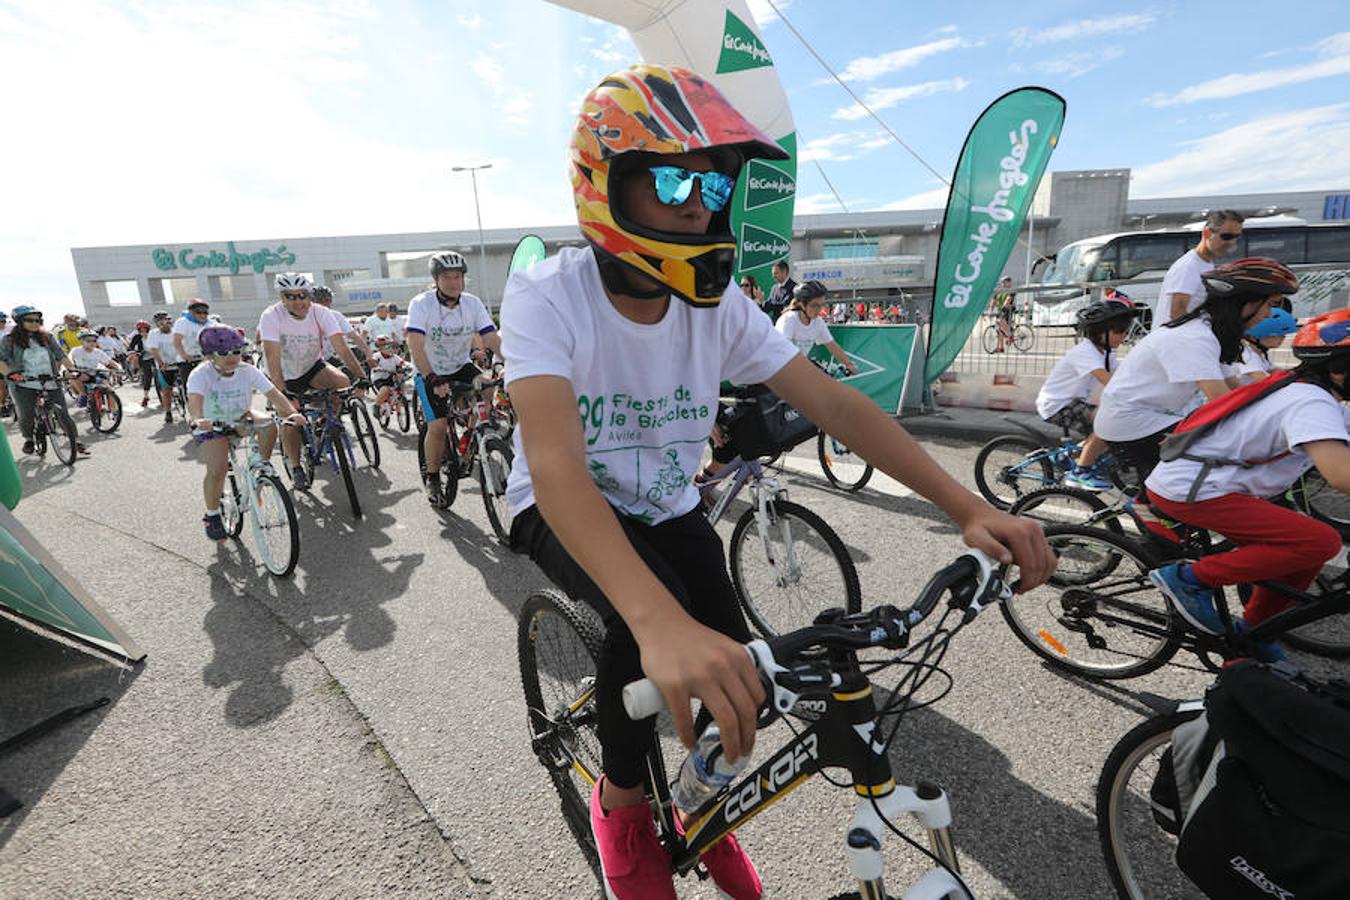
[951,550,1014,624]
[746,639,803,715]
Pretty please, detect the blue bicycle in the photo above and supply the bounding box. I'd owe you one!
[973,418,1131,510]
[285,387,375,519]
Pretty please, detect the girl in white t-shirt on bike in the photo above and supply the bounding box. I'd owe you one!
[774,280,857,375]
[1094,257,1285,481]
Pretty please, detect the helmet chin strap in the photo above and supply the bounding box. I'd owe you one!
[595,250,667,300]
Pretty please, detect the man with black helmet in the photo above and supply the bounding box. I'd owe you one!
[499,63,1054,899]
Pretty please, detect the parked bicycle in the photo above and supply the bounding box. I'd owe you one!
[210,418,301,577]
[518,550,1012,899]
[8,376,78,467]
[286,387,370,519]
[417,371,514,545]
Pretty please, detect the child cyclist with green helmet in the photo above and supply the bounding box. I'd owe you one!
[499,64,1056,899]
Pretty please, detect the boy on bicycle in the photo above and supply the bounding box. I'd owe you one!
[1147,293,1350,660]
[188,326,305,542]
[499,64,1055,900]
[68,329,123,407]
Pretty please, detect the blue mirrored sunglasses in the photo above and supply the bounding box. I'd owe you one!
[649,165,736,213]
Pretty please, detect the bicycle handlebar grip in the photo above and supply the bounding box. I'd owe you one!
[621,679,664,720]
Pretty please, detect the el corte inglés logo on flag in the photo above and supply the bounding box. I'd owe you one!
[716,10,773,73]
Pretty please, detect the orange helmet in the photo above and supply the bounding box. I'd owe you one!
[1292,308,1350,363]
[569,64,787,307]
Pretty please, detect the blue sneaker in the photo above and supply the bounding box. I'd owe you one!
[76,394,87,408]
[1234,619,1288,664]
[1064,465,1111,492]
[203,513,228,543]
[1150,563,1223,635]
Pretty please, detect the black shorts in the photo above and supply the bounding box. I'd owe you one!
[284,359,329,396]
[1045,398,1095,439]
[415,363,480,421]
[156,366,178,388]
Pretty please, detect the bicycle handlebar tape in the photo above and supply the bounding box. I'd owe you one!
[622,679,664,720]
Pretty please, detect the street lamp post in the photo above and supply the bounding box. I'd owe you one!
[452,163,492,305]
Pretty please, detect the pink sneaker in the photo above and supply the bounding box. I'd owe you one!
[675,812,762,900]
[590,777,676,900]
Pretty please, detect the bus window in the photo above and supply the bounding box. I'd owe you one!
[1307,226,1350,263]
[1089,243,1119,281]
[1245,228,1306,264]
[1117,235,1190,279]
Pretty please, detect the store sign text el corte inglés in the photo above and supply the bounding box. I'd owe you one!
[151,241,296,275]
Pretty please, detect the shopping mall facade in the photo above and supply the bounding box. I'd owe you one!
[71,169,1350,331]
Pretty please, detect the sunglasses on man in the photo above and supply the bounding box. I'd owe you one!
[648,165,737,213]
[1216,231,1241,241]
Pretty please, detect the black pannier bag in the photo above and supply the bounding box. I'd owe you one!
[1171,661,1350,899]
[724,385,818,459]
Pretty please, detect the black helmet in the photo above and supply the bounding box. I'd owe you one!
[311,285,333,303]
[793,280,828,302]
[1076,298,1137,329]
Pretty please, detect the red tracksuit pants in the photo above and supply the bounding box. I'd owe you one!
[1147,490,1343,626]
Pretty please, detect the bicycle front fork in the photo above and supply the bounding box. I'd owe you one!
[846,781,967,900]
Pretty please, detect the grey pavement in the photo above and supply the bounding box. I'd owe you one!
[1,385,1345,899]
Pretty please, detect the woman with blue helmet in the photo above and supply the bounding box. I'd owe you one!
[0,305,89,457]
[1238,304,1299,383]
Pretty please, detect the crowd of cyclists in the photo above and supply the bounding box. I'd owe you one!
[4,61,1349,899]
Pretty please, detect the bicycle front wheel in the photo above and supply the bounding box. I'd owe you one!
[348,401,380,469]
[221,472,245,538]
[729,498,861,638]
[50,409,78,466]
[1097,709,1207,900]
[90,388,121,433]
[981,325,1000,354]
[396,394,411,433]
[1013,323,1035,352]
[517,590,605,892]
[478,436,514,546]
[1002,525,1178,680]
[973,436,1054,510]
[817,431,873,492]
[252,473,300,577]
[335,431,362,519]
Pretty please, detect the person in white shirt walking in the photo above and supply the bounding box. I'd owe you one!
[1153,209,1244,329]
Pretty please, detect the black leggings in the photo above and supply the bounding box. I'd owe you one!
[139,358,156,392]
[1108,427,1171,484]
[511,503,752,789]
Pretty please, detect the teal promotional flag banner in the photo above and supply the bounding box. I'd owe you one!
[508,234,547,274]
[923,88,1065,385]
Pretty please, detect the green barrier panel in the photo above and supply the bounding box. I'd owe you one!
[0,430,19,510]
[0,503,144,663]
[808,324,919,414]
[508,234,547,274]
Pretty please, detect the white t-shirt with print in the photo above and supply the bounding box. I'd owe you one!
[187,362,276,424]
[1036,340,1108,420]
[69,346,115,372]
[1238,343,1274,378]
[1153,250,1211,329]
[257,303,343,381]
[405,290,495,375]
[500,246,799,524]
[145,329,182,366]
[371,353,404,380]
[775,310,832,356]
[1095,317,1228,442]
[1147,382,1348,503]
[172,315,209,359]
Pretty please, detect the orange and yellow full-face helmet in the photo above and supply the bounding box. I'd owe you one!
[569,64,788,307]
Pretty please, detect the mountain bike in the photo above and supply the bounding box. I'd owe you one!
[83,372,123,434]
[417,371,514,544]
[287,387,366,519]
[1001,518,1350,679]
[698,450,860,638]
[210,418,301,578]
[974,419,1132,510]
[519,550,1013,899]
[10,376,78,467]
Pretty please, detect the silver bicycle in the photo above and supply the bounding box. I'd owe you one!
[210,417,301,578]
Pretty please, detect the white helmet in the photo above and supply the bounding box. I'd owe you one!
[428,251,467,275]
[275,272,313,293]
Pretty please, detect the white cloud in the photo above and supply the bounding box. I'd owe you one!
[798,130,891,162]
[1149,31,1350,106]
[878,186,950,211]
[793,192,851,214]
[832,78,970,121]
[1034,46,1124,79]
[1011,13,1155,48]
[831,36,978,83]
[1131,103,1350,196]
[746,0,790,27]
[456,14,482,29]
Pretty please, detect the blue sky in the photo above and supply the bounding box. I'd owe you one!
[5,0,1350,317]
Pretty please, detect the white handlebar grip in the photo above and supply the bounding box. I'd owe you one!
[621,679,665,720]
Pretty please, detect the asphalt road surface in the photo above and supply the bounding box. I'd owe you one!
[1,384,1344,899]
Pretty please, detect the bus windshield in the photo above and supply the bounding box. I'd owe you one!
[1044,242,1103,285]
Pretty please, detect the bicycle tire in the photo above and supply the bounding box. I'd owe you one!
[299,424,317,489]
[252,474,300,577]
[50,409,78,466]
[396,393,411,433]
[347,400,380,469]
[1013,323,1035,352]
[375,398,391,429]
[973,435,1054,510]
[90,387,121,433]
[816,431,873,492]
[729,498,862,638]
[517,590,606,892]
[1299,469,1350,540]
[1008,485,1125,535]
[1097,708,1206,900]
[1001,525,1179,680]
[1280,565,1350,658]
[980,325,1000,354]
[222,472,245,538]
[335,431,362,519]
[478,435,514,546]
